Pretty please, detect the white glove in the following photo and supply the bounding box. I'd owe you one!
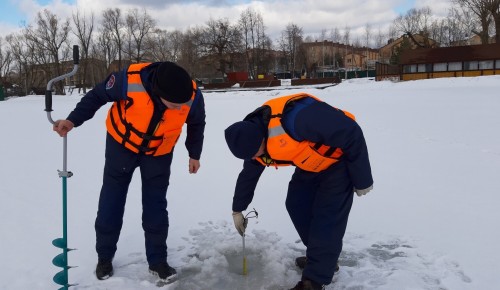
[232,212,248,236]
[354,185,373,197]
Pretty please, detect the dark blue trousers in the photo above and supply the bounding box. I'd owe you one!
[286,161,354,285]
[95,134,173,265]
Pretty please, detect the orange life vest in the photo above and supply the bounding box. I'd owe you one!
[105,63,196,156]
[255,93,355,172]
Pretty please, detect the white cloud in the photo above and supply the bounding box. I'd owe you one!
[2,0,454,42]
[0,24,18,38]
[415,0,451,17]
[75,0,404,40]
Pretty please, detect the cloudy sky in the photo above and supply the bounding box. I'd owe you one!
[1,0,452,42]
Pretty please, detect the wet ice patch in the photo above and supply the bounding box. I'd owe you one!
[169,220,302,290]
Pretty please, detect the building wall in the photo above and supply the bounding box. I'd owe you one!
[379,34,437,64]
[301,41,379,73]
[401,69,500,81]
[399,44,500,81]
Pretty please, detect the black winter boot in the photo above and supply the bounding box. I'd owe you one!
[95,258,113,280]
[295,256,307,269]
[149,262,177,281]
[295,256,340,272]
[289,279,325,290]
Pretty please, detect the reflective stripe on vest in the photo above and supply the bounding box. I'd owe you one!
[255,93,355,172]
[105,63,196,156]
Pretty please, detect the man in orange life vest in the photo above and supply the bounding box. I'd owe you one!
[224,93,373,290]
[53,62,205,282]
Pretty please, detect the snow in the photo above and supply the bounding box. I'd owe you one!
[1,75,499,290]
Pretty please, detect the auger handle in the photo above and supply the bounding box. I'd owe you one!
[46,45,79,124]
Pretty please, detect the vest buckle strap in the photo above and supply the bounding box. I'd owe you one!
[141,133,162,141]
[138,145,156,153]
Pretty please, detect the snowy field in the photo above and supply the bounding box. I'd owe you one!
[1,75,499,290]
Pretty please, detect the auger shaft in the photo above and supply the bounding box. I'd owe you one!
[242,234,247,275]
[46,45,79,290]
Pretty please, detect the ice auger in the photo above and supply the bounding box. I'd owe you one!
[45,45,79,290]
[242,208,258,275]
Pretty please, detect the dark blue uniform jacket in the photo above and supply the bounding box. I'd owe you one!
[66,62,205,160]
[232,97,373,212]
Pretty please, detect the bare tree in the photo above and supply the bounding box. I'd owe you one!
[125,8,156,62]
[433,7,475,46]
[146,28,183,62]
[393,7,436,47]
[24,9,71,94]
[6,33,30,95]
[342,26,351,69]
[364,24,372,48]
[179,26,204,77]
[256,34,274,76]
[325,27,343,68]
[315,29,329,68]
[364,24,372,70]
[102,8,125,69]
[387,25,398,42]
[329,27,342,43]
[167,30,185,62]
[319,29,327,41]
[94,27,117,68]
[239,8,255,78]
[303,35,314,42]
[393,7,433,35]
[145,29,169,61]
[485,0,500,43]
[72,10,95,91]
[239,7,269,79]
[0,37,13,83]
[374,27,386,48]
[454,0,493,43]
[199,18,242,78]
[253,24,273,77]
[428,19,448,46]
[278,23,303,75]
[352,37,362,48]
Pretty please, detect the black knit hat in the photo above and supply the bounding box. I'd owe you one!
[224,121,265,159]
[154,62,193,103]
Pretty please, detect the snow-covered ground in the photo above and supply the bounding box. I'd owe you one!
[1,75,499,289]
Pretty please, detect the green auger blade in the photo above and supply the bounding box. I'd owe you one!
[57,284,77,290]
[52,238,67,249]
[53,270,68,285]
[52,253,67,268]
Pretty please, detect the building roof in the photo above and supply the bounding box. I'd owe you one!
[400,43,500,64]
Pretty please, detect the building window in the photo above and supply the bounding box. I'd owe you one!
[479,60,494,69]
[464,61,478,70]
[433,63,447,72]
[448,62,462,71]
[403,65,418,73]
[415,64,433,72]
